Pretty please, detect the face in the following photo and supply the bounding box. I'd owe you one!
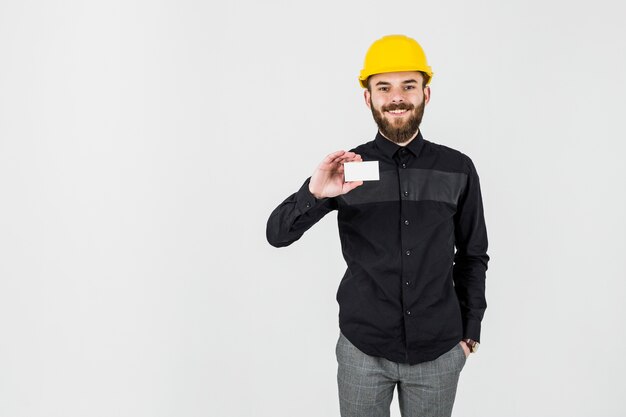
[364,71,430,145]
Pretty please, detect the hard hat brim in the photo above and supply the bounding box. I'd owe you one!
[359,67,433,88]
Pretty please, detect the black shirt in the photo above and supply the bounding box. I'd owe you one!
[266,130,489,365]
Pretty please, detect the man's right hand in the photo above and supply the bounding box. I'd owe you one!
[308,150,364,199]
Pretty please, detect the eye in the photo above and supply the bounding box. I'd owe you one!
[378,87,389,92]
[404,85,415,90]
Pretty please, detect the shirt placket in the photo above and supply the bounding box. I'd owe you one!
[396,147,414,361]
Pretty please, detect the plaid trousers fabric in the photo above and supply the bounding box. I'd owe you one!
[336,331,466,417]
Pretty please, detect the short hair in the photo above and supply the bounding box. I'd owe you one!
[366,71,428,92]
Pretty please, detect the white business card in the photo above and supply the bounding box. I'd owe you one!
[344,161,379,182]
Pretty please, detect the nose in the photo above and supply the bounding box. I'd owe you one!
[390,88,405,103]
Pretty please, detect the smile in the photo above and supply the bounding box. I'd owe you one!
[386,109,409,116]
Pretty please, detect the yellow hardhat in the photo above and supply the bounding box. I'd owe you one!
[359,34,433,88]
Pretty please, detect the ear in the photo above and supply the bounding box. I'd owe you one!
[364,89,372,109]
[423,85,431,105]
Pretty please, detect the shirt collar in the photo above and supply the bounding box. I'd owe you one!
[374,129,426,159]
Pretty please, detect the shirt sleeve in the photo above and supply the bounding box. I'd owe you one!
[453,156,490,342]
[266,176,338,248]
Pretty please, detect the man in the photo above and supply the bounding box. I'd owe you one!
[266,34,489,417]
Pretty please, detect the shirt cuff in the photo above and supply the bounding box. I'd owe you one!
[295,178,328,213]
[463,318,482,343]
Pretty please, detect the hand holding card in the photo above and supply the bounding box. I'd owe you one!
[308,150,364,199]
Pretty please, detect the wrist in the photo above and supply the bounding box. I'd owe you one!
[308,184,322,200]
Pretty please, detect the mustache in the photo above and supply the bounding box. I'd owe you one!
[382,103,414,112]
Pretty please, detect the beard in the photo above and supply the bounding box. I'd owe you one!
[370,99,425,144]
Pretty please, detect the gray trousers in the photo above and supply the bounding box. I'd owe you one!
[336,331,467,417]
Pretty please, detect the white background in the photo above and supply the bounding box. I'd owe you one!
[1,0,625,416]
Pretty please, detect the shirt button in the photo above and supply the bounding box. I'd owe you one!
[305,202,311,208]
[403,191,408,197]
[406,310,411,315]
[401,148,407,154]
[402,163,407,169]
[405,281,411,286]
[405,250,411,256]
[404,219,409,225]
